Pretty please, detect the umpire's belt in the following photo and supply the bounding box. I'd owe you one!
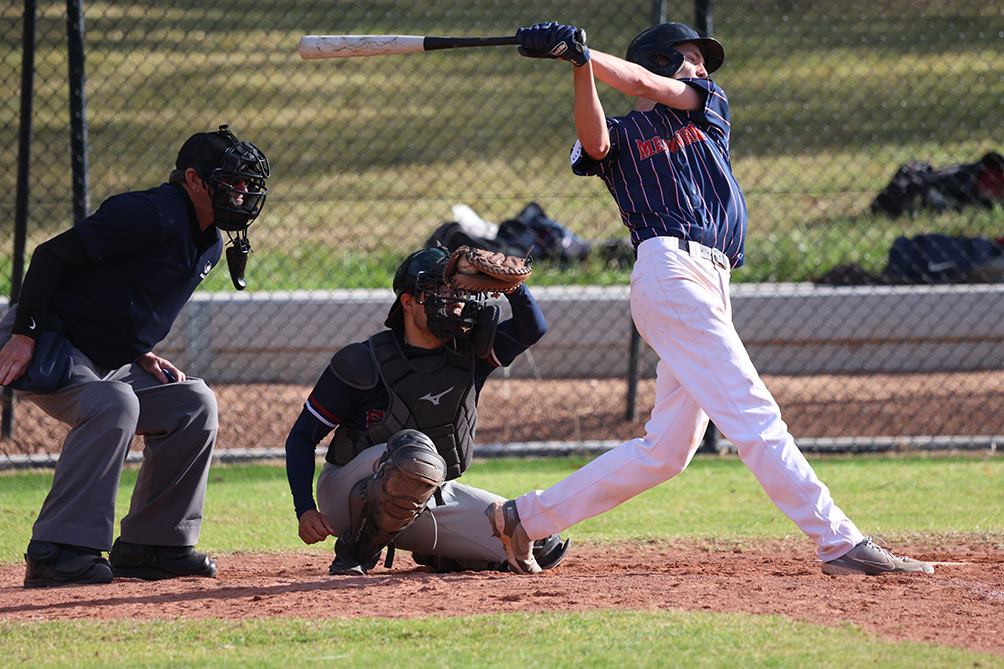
[668,236,731,271]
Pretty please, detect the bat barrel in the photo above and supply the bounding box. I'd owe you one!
[298,34,427,59]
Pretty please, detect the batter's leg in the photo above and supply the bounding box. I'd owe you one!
[515,355,707,542]
[631,244,863,559]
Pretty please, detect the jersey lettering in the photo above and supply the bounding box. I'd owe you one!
[635,126,708,161]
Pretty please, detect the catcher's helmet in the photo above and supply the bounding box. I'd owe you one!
[385,248,484,340]
[626,22,724,76]
[176,125,270,232]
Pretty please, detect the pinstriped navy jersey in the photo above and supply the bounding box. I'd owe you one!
[571,78,747,268]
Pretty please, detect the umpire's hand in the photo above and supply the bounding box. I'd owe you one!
[0,334,35,386]
[299,509,335,544]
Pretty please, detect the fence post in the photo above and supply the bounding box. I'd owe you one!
[695,0,712,36]
[625,323,641,421]
[624,0,668,421]
[66,0,90,221]
[3,0,38,441]
[651,0,666,24]
[694,0,720,454]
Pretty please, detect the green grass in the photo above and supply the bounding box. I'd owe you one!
[2,454,1002,666]
[2,611,999,668]
[2,454,1001,564]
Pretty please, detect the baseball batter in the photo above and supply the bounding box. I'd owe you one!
[284,247,568,575]
[486,22,935,576]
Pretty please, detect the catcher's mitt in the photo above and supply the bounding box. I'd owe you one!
[443,246,532,295]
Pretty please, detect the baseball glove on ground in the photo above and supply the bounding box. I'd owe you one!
[443,246,532,296]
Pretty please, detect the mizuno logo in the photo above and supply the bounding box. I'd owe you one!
[28,318,36,331]
[200,261,212,278]
[420,387,454,406]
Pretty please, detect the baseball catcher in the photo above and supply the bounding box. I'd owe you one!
[284,247,568,575]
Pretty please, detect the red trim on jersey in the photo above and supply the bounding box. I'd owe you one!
[306,392,339,424]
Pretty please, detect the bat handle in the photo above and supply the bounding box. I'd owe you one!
[574,28,587,45]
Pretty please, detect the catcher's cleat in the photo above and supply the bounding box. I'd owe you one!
[109,539,217,580]
[486,500,541,575]
[533,533,571,571]
[822,536,934,575]
[23,540,113,588]
[328,554,368,576]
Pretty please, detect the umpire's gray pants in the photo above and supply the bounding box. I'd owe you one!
[2,308,217,551]
[316,444,507,563]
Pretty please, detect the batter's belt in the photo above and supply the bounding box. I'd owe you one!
[667,236,731,271]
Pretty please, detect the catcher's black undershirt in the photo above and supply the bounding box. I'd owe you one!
[284,284,546,518]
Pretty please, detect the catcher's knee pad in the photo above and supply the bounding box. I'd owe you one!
[337,430,446,566]
[373,429,448,525]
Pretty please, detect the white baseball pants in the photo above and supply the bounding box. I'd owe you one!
[515,236,864,561]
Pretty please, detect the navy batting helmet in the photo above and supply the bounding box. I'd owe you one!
[626,22,724,76]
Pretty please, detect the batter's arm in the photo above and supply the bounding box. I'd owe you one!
[588,49,703,111]
[573,60,610,160]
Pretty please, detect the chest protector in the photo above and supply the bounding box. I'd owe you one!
[327,330,478,480]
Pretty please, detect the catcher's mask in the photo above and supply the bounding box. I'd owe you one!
[626,22,724,76]
[385,248,485,341]
[175,124,270,290]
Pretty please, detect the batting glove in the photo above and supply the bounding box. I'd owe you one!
[516,23,589,65]
[516,22,561,59]
[551,24,590,67]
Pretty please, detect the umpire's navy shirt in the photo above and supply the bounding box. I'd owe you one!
[571,78,748,268]
[47,183,222,369]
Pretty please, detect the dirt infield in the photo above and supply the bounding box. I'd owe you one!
[1,538,1002,656]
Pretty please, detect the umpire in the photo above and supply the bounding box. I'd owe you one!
[284,247,568,575]
[0,125,269,588]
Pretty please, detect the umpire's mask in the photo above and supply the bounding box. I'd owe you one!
[176,124,270,290]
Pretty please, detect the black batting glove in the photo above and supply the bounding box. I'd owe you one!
[518,22,586,66]
[516,22,561,59]
[516,23,589,66]
[551,24,590,67]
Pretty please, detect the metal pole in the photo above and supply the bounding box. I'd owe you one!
[66,0,90,221]
[627,4,669,422]
[4,0,37,440]
[625,323,641,421]
[695,0,719,455]
[651,0,666,25]
[695,0,713,37]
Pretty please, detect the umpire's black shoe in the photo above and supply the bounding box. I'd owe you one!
[24,540,113,588]
[109,539,217,580]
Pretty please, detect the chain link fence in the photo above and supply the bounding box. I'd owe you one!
[2,0,1003,465]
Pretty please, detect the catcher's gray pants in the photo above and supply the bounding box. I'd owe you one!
[1,308,217,552]
[317,444,507,563]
